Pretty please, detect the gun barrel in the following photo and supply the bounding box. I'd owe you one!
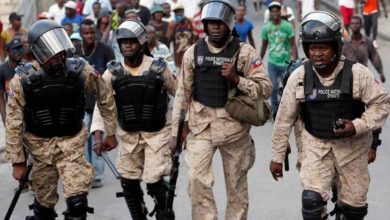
[166,109,186,213]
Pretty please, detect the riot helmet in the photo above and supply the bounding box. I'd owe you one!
[28,19,75,64]
[116,20,148,46]
[299,11,343,59]
[201,0,235,32]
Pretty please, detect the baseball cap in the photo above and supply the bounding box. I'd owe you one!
[6,37,23,49]
[173,3,184,11]
[9,12,23,21]
[268,1,282,10]
[70,32,82,41]
[64,1,77,10]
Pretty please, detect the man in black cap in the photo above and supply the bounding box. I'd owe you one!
[0,12,27,61]
[0,36,24,126]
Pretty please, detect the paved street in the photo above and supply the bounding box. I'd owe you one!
[1,1,390,219]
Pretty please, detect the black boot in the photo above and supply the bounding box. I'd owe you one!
[120,178,148,220]
[26,198,57,220]
[147,179,174,220]
[62,193,93,220]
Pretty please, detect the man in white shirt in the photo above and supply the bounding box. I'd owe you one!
[48,0,66,24]
[297,0,320,21]
[82,0,112,16]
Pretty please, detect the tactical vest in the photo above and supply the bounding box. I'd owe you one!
[193,38,240,107]
[109,58,168,132]
[20,58,86,138]
[300,60,365,139]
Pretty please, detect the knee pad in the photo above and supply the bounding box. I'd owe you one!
[120,178,143,195]
[63,193,93,220]
[28,198,57,220]
[339,202,367,220]
[302,190,324,220]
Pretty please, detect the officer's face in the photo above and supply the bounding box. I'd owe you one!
[206,20,229,42]
[120,38,141,57]
[42,52,65,73]
[308,43,335,69]
[80,24,96,46]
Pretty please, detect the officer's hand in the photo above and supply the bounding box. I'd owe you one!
[269,161,283,181]
[221,62,240,84]
[102,135,118,152]
[12,162,27,182]
[169,136,177,155]
[334,119,356,138]
[380,73,386,83]
[368,148,377,164]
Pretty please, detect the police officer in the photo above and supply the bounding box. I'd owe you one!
[269,11,390,220]
[91,20,176,220]
[170,0,271,219]
[5,20,118,220]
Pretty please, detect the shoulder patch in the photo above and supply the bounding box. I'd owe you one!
[251,58,262,68]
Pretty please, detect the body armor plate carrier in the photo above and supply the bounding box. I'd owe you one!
[193,37,240,107]
[19,57,86,138]
[109,58,168,132]
[300,59,365,139]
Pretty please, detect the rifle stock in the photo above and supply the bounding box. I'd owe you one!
[4,163,33,220]
[166,109,186,216]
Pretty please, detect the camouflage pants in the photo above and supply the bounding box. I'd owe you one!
[300,143,370,207]
[31,146,94,208]
[116,136,172,183]
[185,130,255,220]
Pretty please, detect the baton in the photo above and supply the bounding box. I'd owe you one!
[4,163,33,220]
[101,153,120,179]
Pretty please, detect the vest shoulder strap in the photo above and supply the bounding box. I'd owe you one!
[66,57,86,77]
[340,59,355,94]
[303,61,314,95]
[17,63,42,87]
[107,60,125,77]
[194,38,206,66]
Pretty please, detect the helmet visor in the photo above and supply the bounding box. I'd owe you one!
[201,1,235,30]
[302,11,341,32]
[31,28,75,64]
[117,20,148,45]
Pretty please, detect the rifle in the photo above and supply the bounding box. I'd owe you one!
[165,109,186,217]
[4,163,33,220]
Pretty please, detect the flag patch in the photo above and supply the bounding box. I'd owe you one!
[251,58,262,68]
